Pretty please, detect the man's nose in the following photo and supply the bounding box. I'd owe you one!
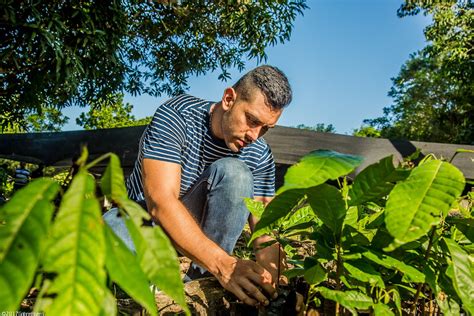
[246,126,261,142]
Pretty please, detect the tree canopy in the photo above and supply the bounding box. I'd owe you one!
[1,107,69,133]
[1,0,308,128]
[294,123,336,133]
[76,93,151,130]
[364,0,473,144]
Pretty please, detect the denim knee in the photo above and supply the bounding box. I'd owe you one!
[208,157,253,195]
[103,208,136,253]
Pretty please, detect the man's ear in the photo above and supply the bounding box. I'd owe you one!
[222,87,236,111]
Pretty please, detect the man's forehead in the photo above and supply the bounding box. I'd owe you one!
[245,101,282,126]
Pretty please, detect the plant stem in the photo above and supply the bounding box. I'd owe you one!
[277,243,281,291]
[412,227,437,315]
[84,152,112,170]
[335,241,343,316]
[429,290,434,316]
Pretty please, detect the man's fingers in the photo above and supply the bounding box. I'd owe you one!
[295,292,305,315]
[240,279,270,306]
[248,266,277,298]
[232,286,259,306]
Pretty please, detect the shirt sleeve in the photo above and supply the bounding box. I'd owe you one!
[252,145,276,197]
[141,104,186,164]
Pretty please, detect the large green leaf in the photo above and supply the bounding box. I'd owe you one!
[349,156,409,206]
[385,160,465,249]
[344,260,385,288]
[277,150,363,194]
[316,287,373,313]
[307,184,346,235]
[250,189,305,244]
[0,179,59,311]
[104,225,157,316]
[104,156,187,314]
[119,198,189,315]
[362,250,425,283]
[0,179,59,261]
[38,171,107,315]
[126,221,189,314]
[443,238,474,314]
[101,153,128,200]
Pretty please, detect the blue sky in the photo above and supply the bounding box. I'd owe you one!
[64,0,431,134]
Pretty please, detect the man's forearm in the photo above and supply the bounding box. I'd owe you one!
[148,197,232,276]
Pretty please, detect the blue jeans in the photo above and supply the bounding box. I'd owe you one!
[103,157,254,280]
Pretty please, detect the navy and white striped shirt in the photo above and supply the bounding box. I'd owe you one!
[127,94,276,203]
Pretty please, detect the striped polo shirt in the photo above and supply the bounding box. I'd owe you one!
[126,94,276,203]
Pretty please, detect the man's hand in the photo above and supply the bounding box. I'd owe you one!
[215,256,277,306]
[254,236,286,286]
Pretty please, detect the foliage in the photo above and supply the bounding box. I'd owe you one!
[76,93,151,130]
[0,165,10,198]
[352,125,381,138]
[1,107,69,133]
[0,149,189,315]
[364,0,473,144]
[294,123,336,133]
[248,150,472,314]
[1,0,308,128]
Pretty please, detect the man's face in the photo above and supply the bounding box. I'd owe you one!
[220,88,282,152]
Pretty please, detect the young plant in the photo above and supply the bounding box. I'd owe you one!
[0,149,189,315]
[248,149,472,315]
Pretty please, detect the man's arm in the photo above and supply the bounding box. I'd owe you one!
[142,158,276,306]
[249,196,286,287]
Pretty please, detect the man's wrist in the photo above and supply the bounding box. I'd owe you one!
[206,248,235,278]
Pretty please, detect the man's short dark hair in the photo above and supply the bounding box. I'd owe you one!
[233,65,292,110]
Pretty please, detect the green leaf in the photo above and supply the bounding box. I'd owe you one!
[283,268,305,279]
[343,206,359,229]
[39,171,107,315]
[344,260,385,288]
[0,179,59,311]
[373,303,395,316]
[307,184,346,235]
[316,287,373,313]
[448,218,474,242]
[391,287,402,315]
[385,160,465,249]
[98,289,117,316]
[113,197,188,314]
[277,150,363,194]
[423,264,460,316]
[104,225,157,316]
[0,179,59,261]
[362,250,425,283]
[250,189,305,244]
[116,197,152,225]
[244,198,265,220]
[101,153,128,200]
[438,297,461,316]
[304,261,327,285]
[349,156,409,206]
[125,219,189,315]
[443,238,474,314]
[281,205,315,232]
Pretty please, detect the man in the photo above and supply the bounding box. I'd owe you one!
[105,65,292,307]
